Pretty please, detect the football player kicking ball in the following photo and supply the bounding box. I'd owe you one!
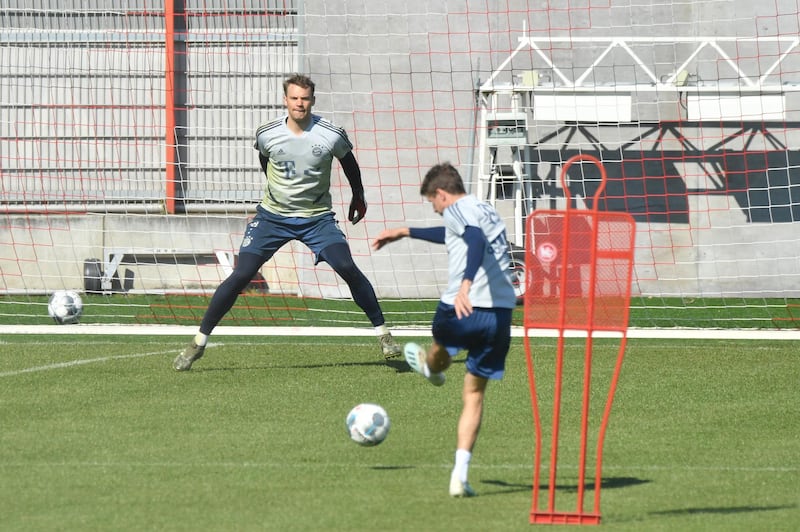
[372,163,516,497]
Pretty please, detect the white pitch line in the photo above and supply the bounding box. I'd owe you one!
[0,346,213,378]
[0,351,165,377]
[3,324,800,340]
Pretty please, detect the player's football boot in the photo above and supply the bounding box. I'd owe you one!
[379,332,402,360]
[449,477,477,498]
[403,342,445,386]
[173,340,205,371]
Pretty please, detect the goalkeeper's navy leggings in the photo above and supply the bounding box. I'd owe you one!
[199,243,385,334]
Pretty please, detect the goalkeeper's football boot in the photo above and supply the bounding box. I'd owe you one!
[173,340,205,371]
[379,332,402,360]
[449,477,477,498]
[403,342,445,386]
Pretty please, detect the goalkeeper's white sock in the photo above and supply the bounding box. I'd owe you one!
[375,324,389,336]
[453,449,472,483]
[194,333,208,347]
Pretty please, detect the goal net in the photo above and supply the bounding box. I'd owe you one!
[1,1,799,331]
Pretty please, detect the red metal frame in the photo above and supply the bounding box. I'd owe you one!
[523,154,636,525]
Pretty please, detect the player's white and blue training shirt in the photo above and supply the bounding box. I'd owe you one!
[254,114,352,217]
[442,195,517,309]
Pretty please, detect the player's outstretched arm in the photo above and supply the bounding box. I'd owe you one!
[372,226,447,251]
[372,228,410,251]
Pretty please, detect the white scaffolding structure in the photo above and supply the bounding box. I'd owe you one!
[476,35,800,246]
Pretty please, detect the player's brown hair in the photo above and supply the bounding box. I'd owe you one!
[283,73,315,96]
[420,162,466,196]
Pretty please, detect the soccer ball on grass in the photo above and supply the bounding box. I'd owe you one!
[346,403,390,446]
[48,290,84,325]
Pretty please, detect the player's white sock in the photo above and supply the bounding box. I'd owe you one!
[194,333,208,347]
[420,359,432,378]
[375,324,389,336]
[418,349,441,380]
[410,344,433,377]
[453,449,472,483]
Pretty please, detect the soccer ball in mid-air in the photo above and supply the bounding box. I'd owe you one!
[47,290,84,325]
[346,403,390,446]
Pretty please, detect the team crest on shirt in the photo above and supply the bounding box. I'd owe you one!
[312,144,325,157]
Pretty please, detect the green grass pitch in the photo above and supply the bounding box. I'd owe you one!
[0,334,797,531]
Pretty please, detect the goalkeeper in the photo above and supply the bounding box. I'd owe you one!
[174,73,402,371]
[371,163,516,497]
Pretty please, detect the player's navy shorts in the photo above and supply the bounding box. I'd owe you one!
[430,301,513,380]
[241,205,348,264]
